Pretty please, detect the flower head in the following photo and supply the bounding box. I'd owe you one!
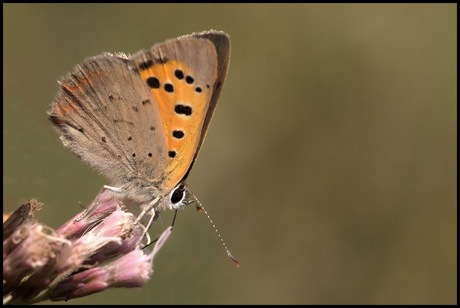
[3,190,172,304]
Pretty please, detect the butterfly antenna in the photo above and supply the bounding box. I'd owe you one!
[192,195,240,268]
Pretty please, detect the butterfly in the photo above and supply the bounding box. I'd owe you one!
[48,30,230,224]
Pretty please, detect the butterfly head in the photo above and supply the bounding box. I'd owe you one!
[161,182,195,211]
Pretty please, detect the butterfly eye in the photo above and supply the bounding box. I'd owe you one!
[170,184,186,205]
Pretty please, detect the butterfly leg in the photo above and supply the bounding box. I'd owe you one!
[103,185,124,193]
[133,196,160,226]
[133,196,160,241]
[143,208,157,233]
[103,185,160,231]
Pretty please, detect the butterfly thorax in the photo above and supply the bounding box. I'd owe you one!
[113,176,189,212]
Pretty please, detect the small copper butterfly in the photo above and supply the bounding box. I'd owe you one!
[48,30,230,224]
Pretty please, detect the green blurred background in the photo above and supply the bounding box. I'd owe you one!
[3,4,456,304]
